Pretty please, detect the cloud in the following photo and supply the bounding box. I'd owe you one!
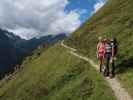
[0,0,82,39]
[93,0,106,14]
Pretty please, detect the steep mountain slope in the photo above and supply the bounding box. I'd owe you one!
[0,44,116,100]
[0,29,25,78]
[0,29,66,78]
[66,0,133,96]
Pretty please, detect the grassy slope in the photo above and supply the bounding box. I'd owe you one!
[0,44,116,100]
[66,0,133,97]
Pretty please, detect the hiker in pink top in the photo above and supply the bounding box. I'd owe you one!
[97,37,106,73]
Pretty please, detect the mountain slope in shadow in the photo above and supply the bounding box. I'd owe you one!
[0,29,66,78]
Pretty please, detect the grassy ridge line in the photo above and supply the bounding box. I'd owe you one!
[0,44,116,100]
[66,0,133,97]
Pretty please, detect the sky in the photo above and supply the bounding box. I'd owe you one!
[0,0,106,39]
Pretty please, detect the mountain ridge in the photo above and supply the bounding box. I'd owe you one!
[0,0,133,99]
[0,28,66,78]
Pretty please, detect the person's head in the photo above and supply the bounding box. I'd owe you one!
[103,38,108,42]
[98,36,102,42]
[110,37,117,43]
[103,37,111,44]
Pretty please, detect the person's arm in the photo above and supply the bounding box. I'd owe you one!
[97,43,100,52]
[112,47,115,57]
[96,43,100,58]
[111,43,115,62]
[112,42,116,57]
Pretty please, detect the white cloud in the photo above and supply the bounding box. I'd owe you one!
[0,0,82,39]
[93,0,106,14]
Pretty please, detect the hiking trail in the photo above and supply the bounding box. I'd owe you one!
[61,40,133,100]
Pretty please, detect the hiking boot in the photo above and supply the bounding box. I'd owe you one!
[103,68,109,77]
[103,71,109,77]
[109,73,115,78]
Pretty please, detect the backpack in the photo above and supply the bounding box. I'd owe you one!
[111,41,118,56]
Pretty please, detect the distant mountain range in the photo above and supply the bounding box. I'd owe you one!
[0,28,66,78]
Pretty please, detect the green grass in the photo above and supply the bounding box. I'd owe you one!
[0,44,116,100]
[66,0,133,97]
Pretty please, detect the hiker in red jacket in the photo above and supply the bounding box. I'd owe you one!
[97,37,106,73]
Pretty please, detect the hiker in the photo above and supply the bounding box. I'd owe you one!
[110,37,118,77]
[97,37,106,73]
[103,38,111,77]
[104,38,118,78]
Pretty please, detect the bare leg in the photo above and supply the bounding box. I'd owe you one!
[99,57,104,73]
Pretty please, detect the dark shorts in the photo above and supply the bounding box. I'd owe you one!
[105,53,112,62]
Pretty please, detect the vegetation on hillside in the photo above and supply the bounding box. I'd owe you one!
[66,0,133,96]
[0,44,116,100]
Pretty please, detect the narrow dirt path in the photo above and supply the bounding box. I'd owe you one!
[61,41,133,100]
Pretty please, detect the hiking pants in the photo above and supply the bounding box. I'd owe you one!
[105,53,115,74]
